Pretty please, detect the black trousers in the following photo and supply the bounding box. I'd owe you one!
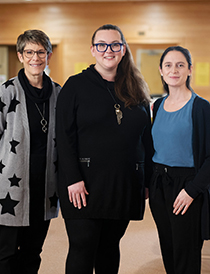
[0,220,50,274]
[64,218,129,274]
[149,164,203,274]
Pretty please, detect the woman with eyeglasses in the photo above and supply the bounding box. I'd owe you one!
[0,29,60,274]
[56,24,153,274]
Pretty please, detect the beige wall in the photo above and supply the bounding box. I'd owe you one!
[0,1,210,100]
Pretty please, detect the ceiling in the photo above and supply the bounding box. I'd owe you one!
[0,0,203,3]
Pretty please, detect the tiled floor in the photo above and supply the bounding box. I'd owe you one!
[40,201,210,274]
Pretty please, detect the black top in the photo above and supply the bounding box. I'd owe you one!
[18,69,52,221]
[18,69,52,155]
[56,65,153,221]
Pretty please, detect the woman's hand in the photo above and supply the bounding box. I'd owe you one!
[67,181,89,209]
[173,189,193,215]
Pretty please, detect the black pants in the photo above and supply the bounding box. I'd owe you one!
[0,220,50,274]
[64,218,129,274]
[149,164,203,274]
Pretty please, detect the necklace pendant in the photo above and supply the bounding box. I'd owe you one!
[40,118,48,133]
[114,104,123,125]
[35,103,48,133]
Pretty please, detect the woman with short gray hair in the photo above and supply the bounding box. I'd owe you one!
[0,29,60,274]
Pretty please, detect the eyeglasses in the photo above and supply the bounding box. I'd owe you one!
[23,49,47,59]
[93,43,124,53]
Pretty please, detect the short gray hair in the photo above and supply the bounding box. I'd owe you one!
[16,29,52,54]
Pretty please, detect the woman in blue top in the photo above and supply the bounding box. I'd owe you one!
[149,46,210,274]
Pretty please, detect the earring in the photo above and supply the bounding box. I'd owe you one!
[188,74,191,76]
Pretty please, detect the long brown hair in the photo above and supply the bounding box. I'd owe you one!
[92,24,151,107]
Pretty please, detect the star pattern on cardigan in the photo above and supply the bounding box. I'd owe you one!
[9,139,20,154]
[0,98,6,113]
[8,174,21,187]
[0,160,5,173]
[3,79,15,89]
[4,121,7,131]
[8,96,20,113]
[0,192,19,216]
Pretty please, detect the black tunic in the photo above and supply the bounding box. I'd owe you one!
[56,65,153,221]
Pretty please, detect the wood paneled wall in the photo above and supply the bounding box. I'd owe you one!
[0,1,210,100]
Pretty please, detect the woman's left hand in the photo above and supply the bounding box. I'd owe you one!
[173,189,194,215]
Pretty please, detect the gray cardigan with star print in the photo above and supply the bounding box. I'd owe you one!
[0,76,60,226]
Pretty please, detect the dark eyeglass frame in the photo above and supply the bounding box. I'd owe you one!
[23,49,48,59]
[93,43,124,52]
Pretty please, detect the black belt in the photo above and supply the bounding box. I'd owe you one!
[154,163,195,177]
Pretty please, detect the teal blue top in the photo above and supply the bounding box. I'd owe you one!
[152,92,196,167]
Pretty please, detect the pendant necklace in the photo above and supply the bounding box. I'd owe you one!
[34,103,48,133]
[107,87,123,125]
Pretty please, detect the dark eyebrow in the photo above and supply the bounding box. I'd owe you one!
[164,61,185,65]
[95,40,121,43]
[24,49,45,51]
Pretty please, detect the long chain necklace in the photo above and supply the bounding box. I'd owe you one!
[34,103,48,133]
[107,87,123,125]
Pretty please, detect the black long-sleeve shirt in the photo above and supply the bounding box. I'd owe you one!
[56,65,153,221]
